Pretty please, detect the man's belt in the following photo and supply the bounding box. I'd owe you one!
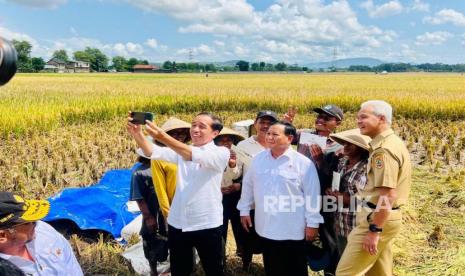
[364,201,400,210]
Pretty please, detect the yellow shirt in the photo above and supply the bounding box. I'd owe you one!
[151,160,177,219]
[359,129,412,208]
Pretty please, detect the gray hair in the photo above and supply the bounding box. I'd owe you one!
[361,100,393,125]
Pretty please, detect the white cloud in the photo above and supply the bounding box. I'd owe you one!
[415,31,453,45]
[127,0,255,24]
[126,42,143,54]
[233,45,248,57]
[411,0,429,12]
[197,44,214,55]
[129,0,396,52]
[361,0,403,18]
[111,42,143,56]
[423,9,465,27]
[70,27,78,36]
[213,40,225,47]
[145,38,158,49]
[5,0,67,9]
[0,26,37,45]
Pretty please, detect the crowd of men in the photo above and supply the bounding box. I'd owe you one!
[0,100,411,276]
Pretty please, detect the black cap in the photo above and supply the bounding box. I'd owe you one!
[0,192,50,229]
[313,104,344,121]
[256,110,278,122]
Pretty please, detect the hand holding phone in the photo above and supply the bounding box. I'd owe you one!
[130,111,154,125]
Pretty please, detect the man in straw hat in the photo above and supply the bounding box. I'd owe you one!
[128,112,229,276]
[238,121,323,276]
[214,127,245,257]
[0,192,83,275]
[328,129,370,266]
[336,100,411,276]
[130,117,191,275]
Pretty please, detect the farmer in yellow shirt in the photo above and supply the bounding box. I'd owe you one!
[151,117,191,219]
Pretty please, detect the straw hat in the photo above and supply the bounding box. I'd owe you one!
[136,117,191,158]
[160,117,191,133]
[330,128,371,150]
[215,127,245,145]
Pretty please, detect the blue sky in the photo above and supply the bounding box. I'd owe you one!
[1,0,465,64]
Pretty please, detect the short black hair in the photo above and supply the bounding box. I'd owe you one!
[271,121,297,137]
[196,112,223,132]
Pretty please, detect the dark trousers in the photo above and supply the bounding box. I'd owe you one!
[222,192,243,245]
[168,225,224,276]
[241,210,263,268]
[321,211,338,276]
[261,237,308,276]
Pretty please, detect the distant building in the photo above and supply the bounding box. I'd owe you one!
[45,58,90,73]
[68,60,91,73]
[46,58,67,73]
[133,64,160,73]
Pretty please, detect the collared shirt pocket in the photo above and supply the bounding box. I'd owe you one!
[277,170,301,190]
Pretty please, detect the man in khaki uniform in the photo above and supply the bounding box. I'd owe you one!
[336,100,411,276]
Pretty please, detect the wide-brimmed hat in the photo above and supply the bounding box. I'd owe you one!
[215,127,245,145]
[330,128,371,150]
[0,192,50,229]
[160,117,191,133]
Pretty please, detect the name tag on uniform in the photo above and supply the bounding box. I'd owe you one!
[332,172,341,192]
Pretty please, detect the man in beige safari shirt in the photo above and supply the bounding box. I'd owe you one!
[336,100,411,276]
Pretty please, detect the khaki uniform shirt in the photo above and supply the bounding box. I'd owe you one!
[358,129,411,208]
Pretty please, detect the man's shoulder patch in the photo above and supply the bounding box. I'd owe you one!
[373,153,384,169]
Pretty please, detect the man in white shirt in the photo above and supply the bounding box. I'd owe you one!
[235,110,278,270]
[236,110,278,173]
[127,112,230,276]
[238,121,324,276]
[0,192,83,276]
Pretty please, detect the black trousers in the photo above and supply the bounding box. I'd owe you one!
[222,191,243,245]
[168,225,224,276]
[261,237,308,276]
[241,210,263,267]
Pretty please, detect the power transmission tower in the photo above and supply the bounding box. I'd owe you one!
[188,48,193,62]
[331,47,338,70]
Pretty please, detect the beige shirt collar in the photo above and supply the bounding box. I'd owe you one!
[369,128,394,149]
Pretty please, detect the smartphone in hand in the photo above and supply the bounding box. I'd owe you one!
[130,112,154,125]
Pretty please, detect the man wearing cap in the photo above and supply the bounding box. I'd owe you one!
[238,121,323,276]
[336,100,411,276]
[236,110,279,170]
[128,112,229,276]
[285,104,344,274]
[130,117,191,275]
[328,129,370,265]
[235,110,278,270]
[0,192,83,276]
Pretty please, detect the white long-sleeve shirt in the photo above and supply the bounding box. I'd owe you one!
[221,159,243,187]
[236,136,266,174]
[237,148,324,240]
[0,221,83,276]
[138,141,229,232]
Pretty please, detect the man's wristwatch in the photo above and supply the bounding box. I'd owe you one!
[369,224,383,233]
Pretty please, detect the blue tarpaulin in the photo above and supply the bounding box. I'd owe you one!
[44,168,139,238]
